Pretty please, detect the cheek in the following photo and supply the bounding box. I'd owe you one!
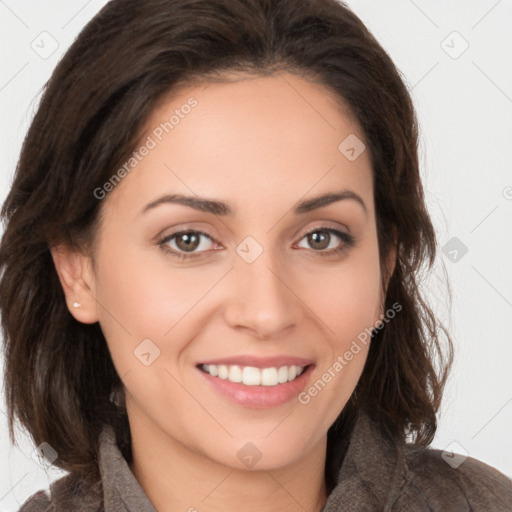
[92,239,217,369]
[296,252,380,424]
[310,242,382,340]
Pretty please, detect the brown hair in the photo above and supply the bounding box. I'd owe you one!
[0,0,452,491]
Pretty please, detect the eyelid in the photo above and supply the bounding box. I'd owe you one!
[294,225,355,252]
[159,229,219,251]
[158,223,355,260]
[296,221,350,238]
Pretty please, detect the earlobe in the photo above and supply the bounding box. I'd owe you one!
[50,243,99,324]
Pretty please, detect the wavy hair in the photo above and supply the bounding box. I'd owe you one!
[0,0,453,491]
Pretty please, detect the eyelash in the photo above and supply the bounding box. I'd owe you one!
[158,226,356,261]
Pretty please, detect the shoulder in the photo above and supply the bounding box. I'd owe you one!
[326,410,512,511]
[399,444,512,511]
[17,489,52,512]
[17,473,102,512]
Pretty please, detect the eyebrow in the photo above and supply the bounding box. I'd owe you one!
[140,189,367,217]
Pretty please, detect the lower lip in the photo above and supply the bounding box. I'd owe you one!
[197,364,315,408]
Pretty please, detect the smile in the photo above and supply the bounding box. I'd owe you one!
[200,363,307,387]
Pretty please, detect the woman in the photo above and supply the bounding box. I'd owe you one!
[1,0,511,510]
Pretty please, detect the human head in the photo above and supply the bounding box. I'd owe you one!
[0,0,452,487]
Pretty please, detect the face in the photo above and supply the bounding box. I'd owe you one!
[60,72,393,471]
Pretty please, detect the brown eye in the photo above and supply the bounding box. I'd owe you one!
[174,232,202,252]
[306,230,331,250]
[296,227,355,256]
[159,230,217,259]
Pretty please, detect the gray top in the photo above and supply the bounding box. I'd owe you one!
[18,411,512,511]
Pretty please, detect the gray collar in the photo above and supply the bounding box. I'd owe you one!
[98,426,157,511]
[96,410,405,511]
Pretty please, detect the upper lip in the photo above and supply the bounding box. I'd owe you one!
[197,355,315,369]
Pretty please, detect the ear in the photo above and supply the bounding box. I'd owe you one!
[50,243,100,324]
[381,227,398,305]
[373,230,398,329]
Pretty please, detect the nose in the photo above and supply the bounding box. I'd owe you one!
[223,248,303,339]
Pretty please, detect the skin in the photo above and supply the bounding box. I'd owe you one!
[52,71,396,512]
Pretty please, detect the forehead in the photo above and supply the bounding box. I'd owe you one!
[106,71,374,219]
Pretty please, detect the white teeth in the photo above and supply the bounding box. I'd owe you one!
[261,367,278,386]
[277,366,289,383]
[229,365,243,383]
[218,365,229,379]
[201,364,307,386]
[243,366,261,385]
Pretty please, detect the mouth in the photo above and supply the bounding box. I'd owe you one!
[196,362,315,408]
[197,363,312,387]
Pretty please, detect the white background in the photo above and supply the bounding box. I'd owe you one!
[1,0,511,509]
